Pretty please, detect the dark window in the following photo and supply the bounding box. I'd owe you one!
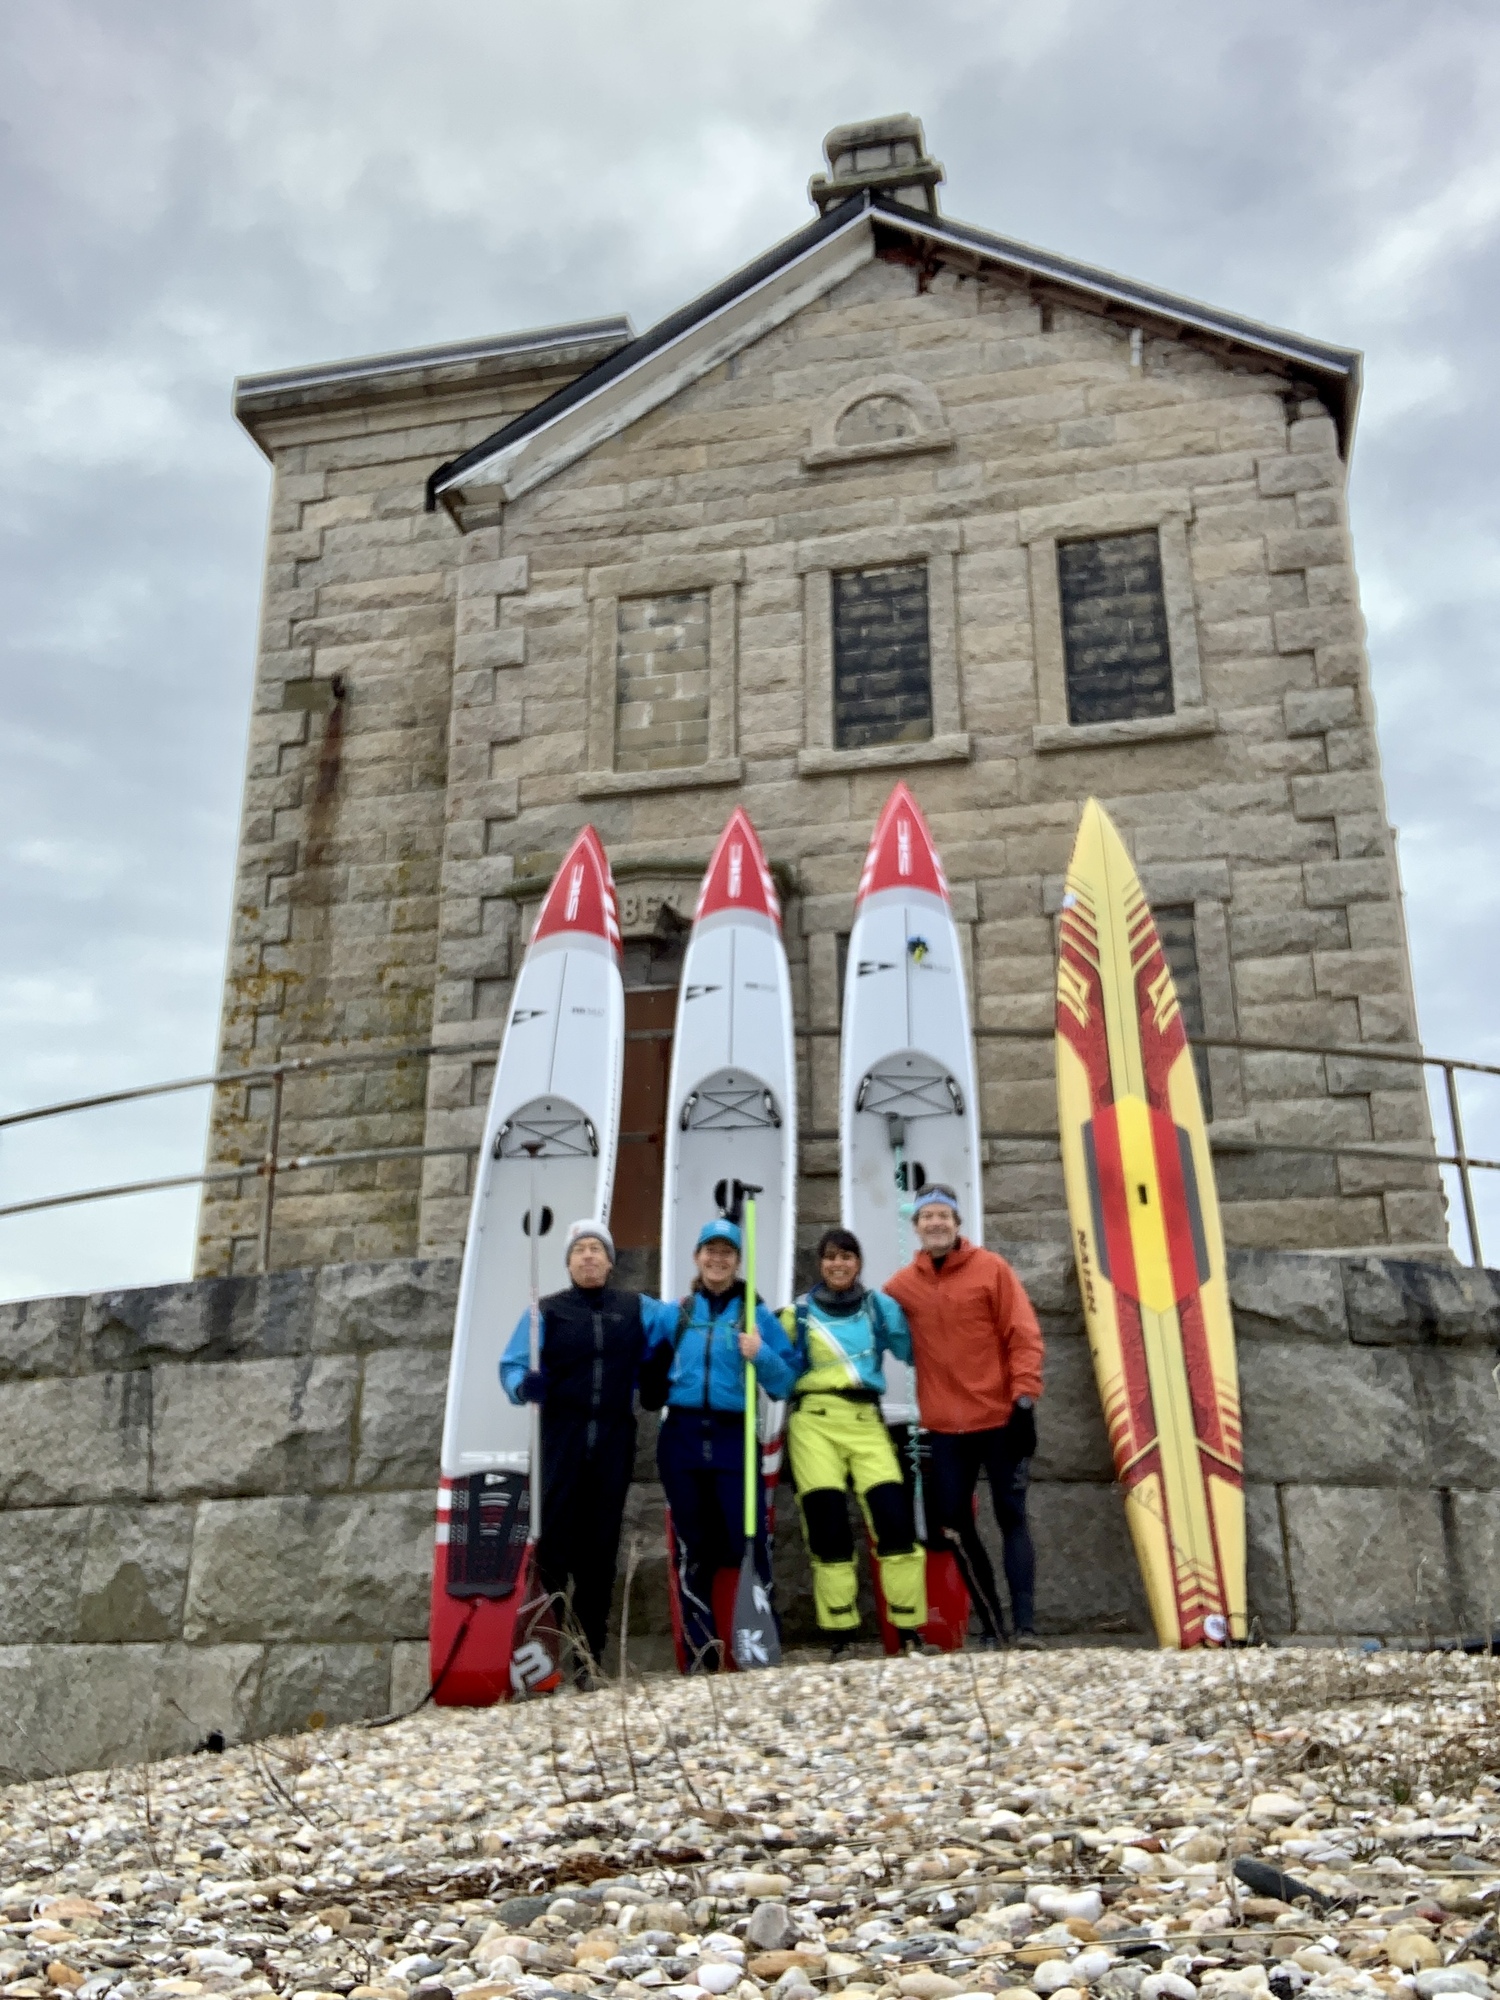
[1154,903,1212,1120]
[836,932,850,1008]
[832,563,933,750]
[1058,530,1173,725]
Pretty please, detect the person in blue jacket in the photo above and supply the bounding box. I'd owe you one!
[641,1217,799,1671]
[501,1219,680,1684]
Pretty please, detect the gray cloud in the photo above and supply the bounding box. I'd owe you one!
[2,0,1497,1293]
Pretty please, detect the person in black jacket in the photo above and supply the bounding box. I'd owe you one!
[500,1220,680,1683]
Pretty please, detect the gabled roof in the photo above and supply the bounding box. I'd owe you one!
[427,194,1361,526]
[426,197,876,523]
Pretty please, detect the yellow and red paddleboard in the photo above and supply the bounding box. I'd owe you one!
[1054,800,1245,1649]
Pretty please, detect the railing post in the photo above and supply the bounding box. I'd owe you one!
[259,1066,284,1275]
[1442,1060,1484,1269]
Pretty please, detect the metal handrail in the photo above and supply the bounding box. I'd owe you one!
[0,1026,1492,1269]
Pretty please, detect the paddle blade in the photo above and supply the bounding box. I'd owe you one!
[510,1564,563,1698]
[731,1547,780,1669]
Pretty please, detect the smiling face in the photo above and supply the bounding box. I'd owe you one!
[819,1244,862,1293]
[694,1237,740,1293]
[566,1236,612,1288]
[914,1202,959,1256]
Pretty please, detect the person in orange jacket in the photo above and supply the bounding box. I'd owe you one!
[883,1183,1045,1650]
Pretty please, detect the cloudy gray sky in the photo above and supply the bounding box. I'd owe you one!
[2,0,1497,1298]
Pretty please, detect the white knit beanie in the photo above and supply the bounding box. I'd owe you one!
[565,1219,616,1264]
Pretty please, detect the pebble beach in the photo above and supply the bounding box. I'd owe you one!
[4,1650,1500,2000]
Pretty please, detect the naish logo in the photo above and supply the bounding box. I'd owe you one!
[564,864,585,922]
[1075,1226,1098,1313]
[728,843,744,898]
[512,1007,546,1024]
[897,818,912,876]
[858,960,895,976]
[685,983,721,1001]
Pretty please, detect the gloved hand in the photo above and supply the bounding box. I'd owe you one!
[1008,1399,1037,1459]
[519,1369,547,1405]
[638,1344,672,1413]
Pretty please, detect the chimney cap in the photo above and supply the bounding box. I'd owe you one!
[809,113,944,216]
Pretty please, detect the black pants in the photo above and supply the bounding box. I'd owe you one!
[658,1408,772,1668]
[927,1416,1036,1638]
[535,1413,636,1667]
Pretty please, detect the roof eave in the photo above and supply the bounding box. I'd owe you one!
[871,202,1363,453]
[233,318,635,460]
[428,196,876,515]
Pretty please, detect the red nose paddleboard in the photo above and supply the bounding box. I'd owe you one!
[430,828,624,1702]
[842,784,981,1652]
[659,808,796,1670]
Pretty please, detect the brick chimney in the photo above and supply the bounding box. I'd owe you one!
[809,114,944,217]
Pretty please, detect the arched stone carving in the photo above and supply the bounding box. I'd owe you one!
[803,373,954,469]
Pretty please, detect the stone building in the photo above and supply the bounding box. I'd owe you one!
[198,115,1445,1281]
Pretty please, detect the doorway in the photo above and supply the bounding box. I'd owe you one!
[611,930,685,1294]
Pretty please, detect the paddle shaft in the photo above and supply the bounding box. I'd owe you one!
[885,1114,929,1542]
[743,1197,757,1538]
[525,1144,543,1544]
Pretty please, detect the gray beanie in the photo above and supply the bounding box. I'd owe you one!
[566,1219,615,1264]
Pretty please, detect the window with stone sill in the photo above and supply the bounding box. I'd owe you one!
[832,563,933,751]
[615,590,711,774]
[1154,902,1212,1120]
[1059,530,1174,726]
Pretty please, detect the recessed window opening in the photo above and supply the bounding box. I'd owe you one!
[615,590,711,773]
[1059,530,1174,726]
[832,563,933,750]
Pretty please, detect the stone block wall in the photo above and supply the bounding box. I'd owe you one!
[196,332,629,1278]
[417,249,1444,1264]
[203,192,1445,1281]
[615,591,713,773]
[5,1249,1500,1779]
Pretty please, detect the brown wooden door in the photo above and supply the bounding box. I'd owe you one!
[612,987,675,1252]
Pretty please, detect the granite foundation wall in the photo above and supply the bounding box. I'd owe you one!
[4,1249,1500,1779]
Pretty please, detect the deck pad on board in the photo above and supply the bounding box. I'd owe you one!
[1054,799,1245,1649]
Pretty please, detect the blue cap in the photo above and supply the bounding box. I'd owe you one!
[696,1218,742,1252]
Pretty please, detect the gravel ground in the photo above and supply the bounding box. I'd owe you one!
[4,1649,1500,2000]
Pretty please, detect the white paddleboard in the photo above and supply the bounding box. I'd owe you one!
[440,825,625,1477]
[841,782,983,1424]
[431,825,624,1704]
[660,807,797,1308]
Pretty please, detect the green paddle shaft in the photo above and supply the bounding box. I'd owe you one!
[743,1197,757,1539]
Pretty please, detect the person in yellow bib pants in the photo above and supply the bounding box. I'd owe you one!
[782,1228,928,1656]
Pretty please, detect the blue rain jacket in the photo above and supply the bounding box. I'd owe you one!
[654,1282,798,1412]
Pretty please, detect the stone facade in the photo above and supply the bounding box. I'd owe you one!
[197,120,1444,1279]
[6,1249,1500,1778]
[197,324,633,1275]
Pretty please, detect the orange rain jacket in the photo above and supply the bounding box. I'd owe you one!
[883,1238,1045,1435]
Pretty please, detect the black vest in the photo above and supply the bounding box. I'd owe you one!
[537,1284,648,1424]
